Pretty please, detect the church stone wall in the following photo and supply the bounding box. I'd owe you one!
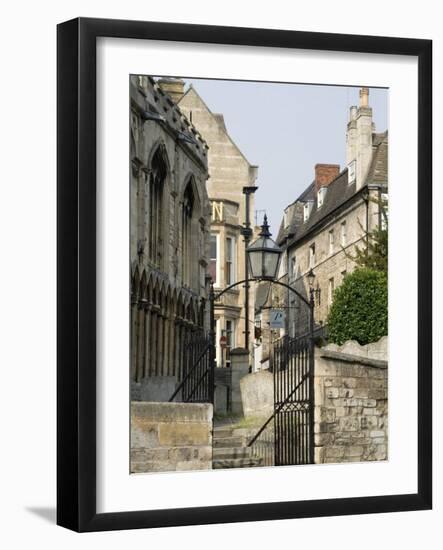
[130,76,211,385]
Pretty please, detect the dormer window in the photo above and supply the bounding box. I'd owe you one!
[348,160,356,184]
[317,187,327,208]
[303,201,314,222]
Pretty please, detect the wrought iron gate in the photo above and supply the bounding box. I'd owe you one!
[249,333,314,466]
[273,335,314,465]
[169,331,215,404]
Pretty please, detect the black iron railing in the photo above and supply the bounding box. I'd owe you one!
[249,420,275,466]
[169,332,214,404]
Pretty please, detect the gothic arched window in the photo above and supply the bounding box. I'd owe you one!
[148,147,167,267]
[182,181,195,286]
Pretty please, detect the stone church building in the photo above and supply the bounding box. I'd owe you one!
[130,75,211,398]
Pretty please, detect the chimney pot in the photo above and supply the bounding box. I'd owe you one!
[359,87,369,107]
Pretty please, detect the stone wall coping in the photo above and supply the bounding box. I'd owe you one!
[323,336,388,361]
[319,349,388,369]
[229,347,250,356]
[241,370,273,382]
[131,401,213,423]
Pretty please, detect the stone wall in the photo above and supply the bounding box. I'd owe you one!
[240,370,274,418]
[131,402,213,473]
[314,337,388,464]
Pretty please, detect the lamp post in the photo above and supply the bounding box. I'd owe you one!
[241,185,258,354]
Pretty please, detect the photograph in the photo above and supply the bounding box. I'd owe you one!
[130,75,389,473]
[0,1,435,541]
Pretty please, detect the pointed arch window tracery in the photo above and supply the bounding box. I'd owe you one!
[148,146,168,267]
[182,180,195,287]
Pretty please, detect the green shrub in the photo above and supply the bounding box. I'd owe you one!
[327,268,388,346]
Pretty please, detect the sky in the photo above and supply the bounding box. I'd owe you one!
[185,78,388,236]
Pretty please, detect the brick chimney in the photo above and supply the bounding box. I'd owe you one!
[315,164,340,193]
[157,78,185,103]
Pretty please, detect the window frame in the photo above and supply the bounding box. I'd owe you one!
[225,235,236,286]
[209,232,220,287]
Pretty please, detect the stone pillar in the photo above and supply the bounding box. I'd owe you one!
[143,303,152,379]
[157,310,164,377]
[130,299,138,381]
[136,303,146,382]
[175,317,183,381]
[168,313,176,377]
[229,348,250,416]
[151,305,159,377]
[163,310,170,376]
[181,324,189,380]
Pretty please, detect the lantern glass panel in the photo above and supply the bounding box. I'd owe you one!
[248,249,262,279]
[263,251,280,279]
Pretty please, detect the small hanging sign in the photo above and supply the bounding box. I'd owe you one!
[269,309,285,329]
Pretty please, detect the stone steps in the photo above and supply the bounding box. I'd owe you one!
[212,424,263,469]
[213,457,263,469]
[213,446,250,459]
[212,428,234,439]
[213,435,247,448]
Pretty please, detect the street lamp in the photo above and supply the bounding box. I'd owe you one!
[247,215,282,281]
[307,268,321,305]
[307,268,315,289]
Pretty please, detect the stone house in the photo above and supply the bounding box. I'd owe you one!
[256,88,388,358]
[130,76,211,396]
[174,81,259,369]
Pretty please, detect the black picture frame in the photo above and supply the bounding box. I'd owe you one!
[57,17,432,532]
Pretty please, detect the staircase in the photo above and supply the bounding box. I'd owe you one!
[212,426,263,469]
